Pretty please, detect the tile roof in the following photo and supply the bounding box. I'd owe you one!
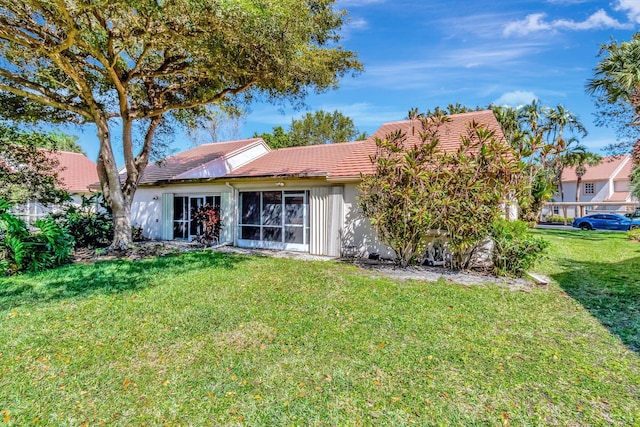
[614,155,633,181]
[49,151,98,193]
[227,142,363,178]
[606,191,631,202]
[139,138,263,184]
[330,110,505,178]
[561,155,631,182]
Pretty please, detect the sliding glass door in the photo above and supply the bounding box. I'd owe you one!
[238,190,309,251]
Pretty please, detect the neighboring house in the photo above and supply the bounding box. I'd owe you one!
[13,150,99,223]
[131,110,508,257]
[544,154,637,218]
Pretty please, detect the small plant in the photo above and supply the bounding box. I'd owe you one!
[191,204,222,247]
[491,219,550,277]
[627,228,640,241]
[132,224,146,242]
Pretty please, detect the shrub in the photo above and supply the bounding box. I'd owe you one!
[0,199,73,276]
[545,215,574,224]
[191,204,222,247]
[627,228,640,241]
[358,112,524,268]
[49,194,113,248]
[491,219,550,277]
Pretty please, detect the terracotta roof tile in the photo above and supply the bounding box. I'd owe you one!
[614,156,633,181]
[606,191,631,202]
[139,138,263,184]
[48,151,98,193]
[331,110,505,178]
[227,142,362,178]
[561,155,630,182]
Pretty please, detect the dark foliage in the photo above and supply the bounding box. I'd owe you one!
[191,204,222,247]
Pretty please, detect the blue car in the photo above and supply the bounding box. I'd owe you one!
[572,213,640,231]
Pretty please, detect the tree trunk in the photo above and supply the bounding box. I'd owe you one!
[111,199,133,250]
[576,177,582,217]
[95,116,135,250]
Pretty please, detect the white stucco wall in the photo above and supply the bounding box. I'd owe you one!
[342,183,395,259]
[132,183,231,240]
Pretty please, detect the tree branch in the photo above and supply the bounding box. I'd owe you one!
[0,82,91,120]
[136,80,256,119]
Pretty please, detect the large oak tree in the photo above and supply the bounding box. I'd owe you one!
[0,0,361,248]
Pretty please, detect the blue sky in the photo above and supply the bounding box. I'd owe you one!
[75,0,640,163]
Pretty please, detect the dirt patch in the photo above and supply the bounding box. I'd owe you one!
[70,241,546,291]
[350,259,545,291]
[72,241,202,263]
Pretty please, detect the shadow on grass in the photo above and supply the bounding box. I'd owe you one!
[551,255,640,354]
[0,251,247,311]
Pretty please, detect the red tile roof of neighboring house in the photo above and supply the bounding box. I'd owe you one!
[139,138,264,184]
[227,142,363,178]
[614,156,634,181]
[330,110,505,178]
[49,151,98,194]
[561,155,631,182]
[606,191,631,202]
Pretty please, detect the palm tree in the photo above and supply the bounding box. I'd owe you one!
[588,33,640,198]
[563,147,602,217]
[587,34,640,115]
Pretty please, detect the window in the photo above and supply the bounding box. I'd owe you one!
[584,182,595,195]
[552,206,559,215]
[239,190,309,247]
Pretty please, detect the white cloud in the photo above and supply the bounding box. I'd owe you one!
[504,13,551,36]
[346,17,368,30]
[614,0,640,24]
[504,10,630,36]
[493,91,538,107]
[554,9,629,30]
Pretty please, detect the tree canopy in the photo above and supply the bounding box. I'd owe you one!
[255,109,367,149]
[0,0,361,248]
[0,124,69,204]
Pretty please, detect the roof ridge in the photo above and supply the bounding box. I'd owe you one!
[376,110,494,127]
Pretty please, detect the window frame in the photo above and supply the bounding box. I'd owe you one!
[584,182,595,195]
[238,190,310,251]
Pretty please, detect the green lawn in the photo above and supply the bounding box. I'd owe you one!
[0,231,638,425]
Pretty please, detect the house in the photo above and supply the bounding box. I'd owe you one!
[131,110,508,257]
[544,154,637,218]
[13,150,99,223]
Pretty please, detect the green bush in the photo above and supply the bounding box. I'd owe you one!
[49,194,113,248]
[545,215,573,223]
[627,228,640,241]
[491,219,550,277]
[0,199,73,276]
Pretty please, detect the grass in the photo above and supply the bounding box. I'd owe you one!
[533,228,640,353]
[0,234,638,425]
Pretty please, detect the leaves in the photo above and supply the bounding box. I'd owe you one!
[359,110,524,268]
